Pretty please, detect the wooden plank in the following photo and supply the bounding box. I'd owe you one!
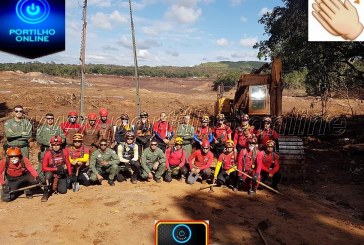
[279,155,305,160]
[279,145,304,150]
[278,142,303,146]
[278,149,304,154]
[278,137,303,142]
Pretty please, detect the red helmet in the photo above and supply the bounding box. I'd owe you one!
[88,112,97,120]
[6,147,22,157]
[266,140,275,147]
[68,111,78,117]
[99,108,108,117]
[50,135,63,146]
[201,140,210,148]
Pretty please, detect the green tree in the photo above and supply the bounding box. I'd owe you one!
[212,71,240,91]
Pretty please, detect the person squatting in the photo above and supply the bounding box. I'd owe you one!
[1,106,282,202]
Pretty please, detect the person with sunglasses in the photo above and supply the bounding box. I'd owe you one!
[4,105,32,158]
[60,111,81,147]
[36,113,65,182]
[212,114,232,158]
[256,116,278,150]
[164,137,188,182]
[0,147,41,202]
[117,131,140,184]
[89,139,120,186]
[140,138,166,183]
[186,140,213,185]
[233,113,255,153]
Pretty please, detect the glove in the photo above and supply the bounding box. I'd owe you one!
[2,185,10,194]
[252,173,259,182]
[57,165,65,175]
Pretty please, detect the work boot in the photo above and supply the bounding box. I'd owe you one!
[116,173,125,182]
[248,188,257,196]
[41,186,49,202]
[108,179,115,186]
[24,190,33,199]
[154,177,161,183]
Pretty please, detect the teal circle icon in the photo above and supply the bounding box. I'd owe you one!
[16,0,50,24]
[172,224,192,244]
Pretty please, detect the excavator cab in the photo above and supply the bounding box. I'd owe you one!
[249,85,270,115]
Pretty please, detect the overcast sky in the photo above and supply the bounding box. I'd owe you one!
[1,0,284,66]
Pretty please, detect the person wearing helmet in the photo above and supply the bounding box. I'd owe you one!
[36,112,65,182]
[60,111,81,147]
[65,133,91,188]
[89,139,120,186]
[186,140,213,185]
[213,140,238,191]
[237,137,260,195]
[212,113,232,157]
[256,140,281,191]
[233,113,255,153]
[256,116,278,150]
[96,108,115,148]
[42,135,72,202]
[78,112,102,154]
[153,112,174,152]
[117,131,140,184]
[114,113,132,147]
[164,137,188,182]
[140,138,166,183]
[193,115,213,149]
[0,147,41,202]
[133,111,153,153]
[4,105,32,158]
[176,115,195,160]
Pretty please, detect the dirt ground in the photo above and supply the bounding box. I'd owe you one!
[0,71,364,245]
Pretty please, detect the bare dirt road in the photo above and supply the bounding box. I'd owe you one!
[0,71,363,245]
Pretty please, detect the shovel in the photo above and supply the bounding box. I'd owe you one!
[72,167,80,192]
[257,219,273,245]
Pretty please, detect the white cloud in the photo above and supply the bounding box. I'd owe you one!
[89,0,112,7]
[165,5,202,24]
[231,50,258,59]
[117,36,161,50]
[137,50,152,60]
[259,7,272,16]
[166,50,179,57]
[142,22,173,36]
[230,0,243,6]
[91,11,127,30]
[216,38,230,46]
[102,45,119,51]
[240,16,247,22]
[239,37,258,47]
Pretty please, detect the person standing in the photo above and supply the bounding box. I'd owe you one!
[153,112,174,152]
[97,108,114,148]
[115,113,132,147]
[4,105,32,158]
[176,115,195,160]
[256,116,279,150]
[79,112,102,154]
[212,114,232,157]
[60,111,81,147]
[194,115,213,149]
[133,111,153,153]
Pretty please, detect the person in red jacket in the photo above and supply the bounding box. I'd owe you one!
[256,116,279,150]
[213,140,238,190]
[0,147,41,202]
[153,112,174,152]
[212,114,232,157]
[256,140,281,190]
[79,112,102,154]
[42,135,72,202]
[60,111,82,147]
[237,138,261,195]
[164,137,188,182]
[187,140,214,184]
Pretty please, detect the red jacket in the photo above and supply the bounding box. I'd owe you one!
[217,152,237,170]
[256,128,278,146]
[237,148,261,176]
[195,126,212,141]
[60,121,81,135]
[213,124,232,142]
[42,149,72,175]
[233,126,255,147]
[153,120,173,139]
[165,147,186,169]
[0,157,38,185]
[256,151,280,175]
[188,150,213,171]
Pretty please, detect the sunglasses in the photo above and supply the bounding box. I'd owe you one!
[69,116,77,119]
[74,141,82,143]
[9,155,20,158]
[46,118,54,120]
[202,147,210,150]
[141,116,148,118]
[150,143,158,146]
[100,144,107,146]
[14,110,23,113]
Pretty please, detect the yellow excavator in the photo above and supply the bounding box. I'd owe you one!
[214,57,305,182]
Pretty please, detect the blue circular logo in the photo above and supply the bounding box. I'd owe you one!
[172,224,192,244]
[16,0,50,24]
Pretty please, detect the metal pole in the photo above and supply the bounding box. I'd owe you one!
[128,0,141,115]
[80,0,88,120]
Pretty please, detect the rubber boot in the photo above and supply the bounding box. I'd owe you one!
[41,186,50,202]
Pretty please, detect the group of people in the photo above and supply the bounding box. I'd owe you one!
[1,105,281,202]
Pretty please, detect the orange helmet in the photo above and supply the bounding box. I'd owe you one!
[72,133,84,141]
[201,140,210,148]
[88,112,97,120]
[6,147,22,157]
[201,115,210,123]
[68,111,78,117]
[50,135,63,146]
[121,114,129,120]
[225,140,235,148]
[266,140,275,147]
[99,108,108,117]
